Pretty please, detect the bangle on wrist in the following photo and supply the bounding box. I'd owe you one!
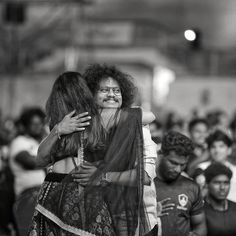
[55,124,61,139]
[100,172,111,186]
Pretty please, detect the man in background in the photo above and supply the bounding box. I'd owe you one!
[153,131,207,236]
[187,118,209,176]
[204,163,236,236]
[9,107,46,236]
[197,129,236,201]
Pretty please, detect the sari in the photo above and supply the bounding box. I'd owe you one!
[28,108,148,236]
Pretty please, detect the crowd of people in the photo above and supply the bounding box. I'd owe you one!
[0,64,236,236]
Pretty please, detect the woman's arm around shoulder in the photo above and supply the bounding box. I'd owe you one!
[37,111,91,167]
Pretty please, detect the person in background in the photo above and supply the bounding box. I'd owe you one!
[0,156,15,236]
[152,131,207,236]
[165,112,184,133]
[187,118,209,176]
[228,115,236,166]
[204,163,236,236]
[9,107,46,236]
[207,110,229,133]
[191,168,208,198]
[0,112,17,235]
[197,129,236,202]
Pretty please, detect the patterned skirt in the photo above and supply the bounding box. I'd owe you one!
[28,173,115,236]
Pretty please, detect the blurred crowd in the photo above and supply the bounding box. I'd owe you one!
[0,107,47,236]
[1,105,236,235]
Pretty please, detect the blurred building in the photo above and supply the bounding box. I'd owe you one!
[0,0,236,118]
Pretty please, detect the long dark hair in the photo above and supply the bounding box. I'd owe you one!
[46,72,102,157]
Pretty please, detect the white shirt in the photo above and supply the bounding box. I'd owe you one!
[9,135,45,196]
[142,126,159,231]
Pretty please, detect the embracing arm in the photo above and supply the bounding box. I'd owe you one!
[36,111,91,167]
[36,125,60,167]
[75,125,157,186]
[105,169,151,186]
[73,162,151,186]
[99,124,156,186]
[189,212,207,236]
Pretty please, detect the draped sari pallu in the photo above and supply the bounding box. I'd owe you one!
[28,108,148,236]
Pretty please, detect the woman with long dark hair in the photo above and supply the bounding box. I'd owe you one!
[28,71,115,236]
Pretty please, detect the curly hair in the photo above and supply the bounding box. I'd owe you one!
[46,72,102,155]
[161,131,194,157]
[83,64,137,108]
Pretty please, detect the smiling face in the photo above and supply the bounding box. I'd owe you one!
[95,77,122,109]
[190,122,208,145]
[208,174,230,201]
[210,140,231,163]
